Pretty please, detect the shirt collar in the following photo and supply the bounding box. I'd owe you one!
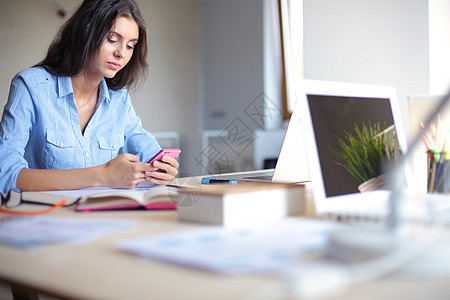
[57,76,73,98]
[57,76,111,103]
[98,78,111,104]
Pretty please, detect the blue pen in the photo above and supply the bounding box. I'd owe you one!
[201,177,238,184]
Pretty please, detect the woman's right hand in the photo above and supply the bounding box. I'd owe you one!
[102,153,152,189]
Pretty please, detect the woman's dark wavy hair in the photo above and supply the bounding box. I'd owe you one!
[35,0,148,91]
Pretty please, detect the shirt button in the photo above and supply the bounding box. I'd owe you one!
[112,144,117,149]
[85,153,90,158]
[4,137,9,140]
[59,142,64,147]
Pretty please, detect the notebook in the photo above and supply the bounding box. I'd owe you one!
[296,80,411,220]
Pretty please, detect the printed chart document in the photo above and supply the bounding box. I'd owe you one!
[116,218,341,274]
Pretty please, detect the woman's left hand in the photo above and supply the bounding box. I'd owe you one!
[145,155,179,185]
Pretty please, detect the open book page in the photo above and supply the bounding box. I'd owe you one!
[76,185,178,211]
[21,182,169,207]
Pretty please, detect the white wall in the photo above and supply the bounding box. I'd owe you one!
[201,0,265,130]
[303,0,430,129]
[0,0,201,133]
[429,0,450,94]
[133,0,200,133]
[0,0,74,108]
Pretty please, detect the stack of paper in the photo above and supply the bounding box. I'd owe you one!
[177,182,305,227]
[0,217,133,248]
[116,218,339,274]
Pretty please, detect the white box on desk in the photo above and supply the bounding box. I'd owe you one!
[177,183,305,227]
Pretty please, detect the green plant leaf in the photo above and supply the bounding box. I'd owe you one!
[329,122,396,183]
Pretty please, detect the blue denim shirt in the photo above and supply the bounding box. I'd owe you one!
[0,67,161,193]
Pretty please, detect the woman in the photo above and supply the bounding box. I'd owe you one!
[0,0,179,193]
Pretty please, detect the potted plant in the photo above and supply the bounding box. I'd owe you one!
[329,122,398,192]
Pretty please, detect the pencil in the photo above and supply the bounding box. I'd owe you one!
[428,150,440,193]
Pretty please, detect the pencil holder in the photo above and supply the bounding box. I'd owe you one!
[427,151,450,193]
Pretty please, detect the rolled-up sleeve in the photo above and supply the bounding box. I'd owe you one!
[0,76,34,193]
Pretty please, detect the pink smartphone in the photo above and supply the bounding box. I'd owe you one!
[147,148,181,164]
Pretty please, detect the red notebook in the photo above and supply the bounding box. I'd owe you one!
[76,185,178,212]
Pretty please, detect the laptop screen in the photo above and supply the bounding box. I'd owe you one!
[307,95,395,197]
[297,80,409,213]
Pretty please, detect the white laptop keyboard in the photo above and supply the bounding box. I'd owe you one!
[320,190,450,226]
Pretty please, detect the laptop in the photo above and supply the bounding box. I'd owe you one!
[210,80,449,221]
[211,97,311,184]
[297,80,412,220]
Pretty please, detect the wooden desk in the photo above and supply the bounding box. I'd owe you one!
[1,177,450,300]
[1,207,283,300]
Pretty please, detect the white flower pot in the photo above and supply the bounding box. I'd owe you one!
[358,175,387,193]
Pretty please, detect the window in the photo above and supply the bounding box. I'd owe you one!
[279,0,303,118]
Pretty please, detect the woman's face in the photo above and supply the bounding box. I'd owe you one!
[92,16,139,79]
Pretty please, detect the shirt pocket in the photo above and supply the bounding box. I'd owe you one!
[42,130,76,169]
[97,134,124,162]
